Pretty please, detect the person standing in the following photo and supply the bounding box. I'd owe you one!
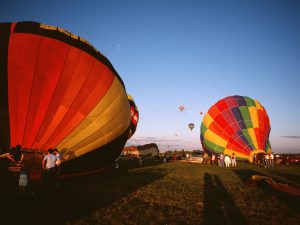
[220,153,225,167]
[211,154,215,166]
[224,154,231,167]
[270,152,274,167]
[265,154,270,168]
[217,154,221,166]
[53,149,61,166]
[139,157,143,166]
[253,154,257,165]
[42,149,57,193]
[7,144,24,165]
[18,169,28,197]
[231,153,237,167]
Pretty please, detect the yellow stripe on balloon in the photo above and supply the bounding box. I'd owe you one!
[247,128,258,149]
[127,94,133,101]
[254,99,263,110]
[58,78,130,159]
[71,105,130,158]
[223,148,249,159]
[248,106,259,128]
[203,113,214,128]
[204,129,228,148]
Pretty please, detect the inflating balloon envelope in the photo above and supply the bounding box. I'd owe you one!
[0,21,137,176]
[200,96,271,162]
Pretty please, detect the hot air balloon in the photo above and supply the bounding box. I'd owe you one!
[188,123,195,131]
[128,94,139,139]
[179,105,185,112]
[200,112,203,115]
[200,96,271,162]
[0,21,134,176]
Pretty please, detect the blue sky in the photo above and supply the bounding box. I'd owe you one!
[1,0,300,153]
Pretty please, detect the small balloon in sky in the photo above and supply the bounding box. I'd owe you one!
[188,123,195,131]
[178,105,185,112]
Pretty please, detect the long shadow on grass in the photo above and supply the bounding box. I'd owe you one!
[233,169,300,213]
[1,167,166,225]
[233,169,264,187]
[203,173,247,225]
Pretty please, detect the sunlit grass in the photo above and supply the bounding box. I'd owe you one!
[68,160,300,225]
[1,160,300,225]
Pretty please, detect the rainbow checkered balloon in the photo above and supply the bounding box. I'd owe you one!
[200,96,271,162]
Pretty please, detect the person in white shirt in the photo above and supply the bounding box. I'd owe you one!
[224,154,231,167]
[42,149,57,192]
[270,153,274,167]
[265,154,270,168]
[42,149,57,171]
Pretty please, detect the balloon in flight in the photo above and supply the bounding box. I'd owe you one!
[178,105,185,112]
[188,123,195,131]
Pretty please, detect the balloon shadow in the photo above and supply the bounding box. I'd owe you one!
[1,166,166,225]
[203,173,247,225]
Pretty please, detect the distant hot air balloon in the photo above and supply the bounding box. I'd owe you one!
[200,96,271,162]
[188,123,195,131]
[128,94,139,139]
[179,105,185,112]
[0,21,135,176]
[200,112,203,115]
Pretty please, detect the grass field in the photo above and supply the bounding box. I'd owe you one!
[1,159,300,225]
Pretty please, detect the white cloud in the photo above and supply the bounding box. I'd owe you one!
[126,136,201,152]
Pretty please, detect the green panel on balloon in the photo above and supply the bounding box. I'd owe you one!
[244,97,256,107]
[239,106,253,128]
[266,140,272,150]
[242,129,255,149]
[203,139,224,153]
[201,123,207,136]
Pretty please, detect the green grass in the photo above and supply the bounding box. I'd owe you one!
[1,160,300,225]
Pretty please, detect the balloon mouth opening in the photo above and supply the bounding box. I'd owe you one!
[249,149,266,162]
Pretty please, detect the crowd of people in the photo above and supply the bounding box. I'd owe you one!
[1,145,62,197]
[252,152,275,168]
[210,152,237,167]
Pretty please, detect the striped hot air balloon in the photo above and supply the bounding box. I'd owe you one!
[128,94,139,139]
[0,21,134,176]
[200,96,271,162]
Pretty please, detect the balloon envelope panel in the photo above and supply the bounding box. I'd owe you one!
[0,21,131,174]
[128,94,139,139]
[200,96,271,161]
